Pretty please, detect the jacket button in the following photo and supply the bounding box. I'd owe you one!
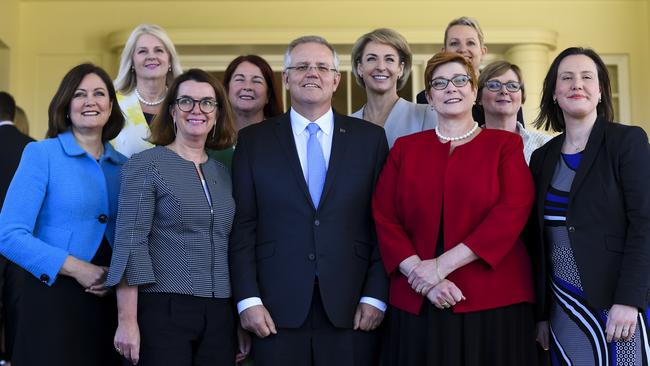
[308,253,316,261]
[39,274,50,283]
[98,214,108,224]
[314,219,320,226]
[568,226,575,233]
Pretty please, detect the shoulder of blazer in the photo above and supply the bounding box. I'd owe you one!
[602,119,649,145]
[238,112,290,139]
[530,132,561,164]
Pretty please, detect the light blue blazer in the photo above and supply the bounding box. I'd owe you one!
[0,129,126,285]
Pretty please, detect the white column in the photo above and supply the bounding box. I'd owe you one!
[504,44,551,129]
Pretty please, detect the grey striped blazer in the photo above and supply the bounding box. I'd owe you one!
[106,146,234,298]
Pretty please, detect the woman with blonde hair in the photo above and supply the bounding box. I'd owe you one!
[351,28,436,147]
[112,23,183,157]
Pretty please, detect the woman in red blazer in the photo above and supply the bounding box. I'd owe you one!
[373,52,537,366]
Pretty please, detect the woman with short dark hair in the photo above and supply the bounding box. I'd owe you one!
[0,63,126,366]
[477,60,551,163]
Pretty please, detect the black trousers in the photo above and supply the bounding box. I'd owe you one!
[12,239,119,366]
[13,272,120,366]
[0,261,24,360]
[135,292,236,366]
[252,284,382,366]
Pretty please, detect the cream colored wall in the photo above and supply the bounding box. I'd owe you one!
[5,0,650,138]
[0,0,19,91]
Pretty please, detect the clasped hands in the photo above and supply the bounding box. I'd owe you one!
[402,256,465,309]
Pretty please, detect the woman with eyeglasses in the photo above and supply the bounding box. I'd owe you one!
[478,61,551,164]
[350,28,437,147]
[373,52,538,366]
[112,24,183,158]
[528,47,650,365]
[106,69,248,365]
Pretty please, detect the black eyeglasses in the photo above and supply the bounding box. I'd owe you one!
[429,75,471,90]
[485,80,522,93]
[175,97,218,113]
[285,65,338,75]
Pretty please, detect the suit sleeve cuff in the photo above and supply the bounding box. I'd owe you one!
[360,296,387,312]
[237,297,263,314]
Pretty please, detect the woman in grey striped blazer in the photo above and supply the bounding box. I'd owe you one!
[106,69,246,365]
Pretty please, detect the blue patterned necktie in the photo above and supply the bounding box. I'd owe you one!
[306,123,326,208]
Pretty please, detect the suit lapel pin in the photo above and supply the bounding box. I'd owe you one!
[339,128,346,133]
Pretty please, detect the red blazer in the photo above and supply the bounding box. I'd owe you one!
[373,129,535,314]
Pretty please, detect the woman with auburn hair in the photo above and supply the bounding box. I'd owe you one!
[107,69,249,366]
[208,54,283,168]
[374,52,538,365]
[529,47,650,365]
[112,23,183,157]
[350,28,437,147]
[477,60,551,164]
[0,63,126,365]
[224,55,282,131]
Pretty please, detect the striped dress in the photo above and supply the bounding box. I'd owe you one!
[544,152,650,366]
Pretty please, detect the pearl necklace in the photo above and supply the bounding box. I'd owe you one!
[435,121,479,142]
[135,88,165,106]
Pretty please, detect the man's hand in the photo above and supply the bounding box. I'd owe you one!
[240,305,277,338]
[353,302,384,331]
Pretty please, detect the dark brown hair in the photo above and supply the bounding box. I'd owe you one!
[424,52,478,100]
[0,91,16,121]
[47,63,124,141]
[223,55,283,119]
[534,47,614,132]
[149,69,237,149]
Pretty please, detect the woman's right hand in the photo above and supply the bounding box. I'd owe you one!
[115,319,140,365]
[60,255,109,295]
[426,279,465,309]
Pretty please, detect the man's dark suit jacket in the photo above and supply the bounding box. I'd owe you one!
[1,124,33,209]
[0,123,33,360]
[229,111,389,329]
[528,117,650,319]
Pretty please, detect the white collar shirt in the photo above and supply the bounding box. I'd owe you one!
[290,107,334,180]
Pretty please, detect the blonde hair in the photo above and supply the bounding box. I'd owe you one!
[351,28,413,91]
[113,24,183,94]
[444,16,485,48]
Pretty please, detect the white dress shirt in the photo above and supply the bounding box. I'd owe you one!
[237,108,387,314]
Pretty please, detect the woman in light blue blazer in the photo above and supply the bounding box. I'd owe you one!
[0,63,126,366]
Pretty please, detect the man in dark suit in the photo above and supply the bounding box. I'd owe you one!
[230,36,389,366]
[0,91,33,362]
